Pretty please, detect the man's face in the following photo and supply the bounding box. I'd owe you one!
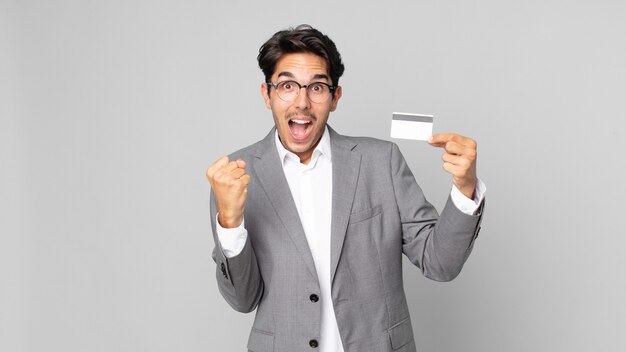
[261,52,342,164]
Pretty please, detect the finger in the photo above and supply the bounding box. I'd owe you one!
[442,161,463,176]
[447,143,477,163]
[441,153,466,165]
[444,134,475,148]
[221,159,247,175]
[442,153,471,168]
[240,174,251,186]
[206,156,230,179]
[443,141,463,155]
[209,161,240,184]
[458,136,477,149]
[428,133,456,146]
[429,133,476,149]
[443,141,474,156]
[220,160,242,174]
[230,167,247,179]
[429,138,464,152]
[214,156,230,167]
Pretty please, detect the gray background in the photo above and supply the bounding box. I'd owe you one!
[1,0,625,351]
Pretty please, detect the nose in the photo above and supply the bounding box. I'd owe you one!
[293,86,311,109]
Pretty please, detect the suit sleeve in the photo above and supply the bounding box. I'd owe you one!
[390,142,484,282]
[210,189,264,313]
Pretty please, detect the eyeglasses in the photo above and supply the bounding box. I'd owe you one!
[267,80,336,104]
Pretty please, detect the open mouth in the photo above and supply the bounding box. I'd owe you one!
[288,118,313,141]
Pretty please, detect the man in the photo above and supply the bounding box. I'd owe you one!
[206,25,485,352]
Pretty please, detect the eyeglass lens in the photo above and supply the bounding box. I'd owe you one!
[275,81,331,103]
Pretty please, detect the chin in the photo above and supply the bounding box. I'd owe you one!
[288,143,311,154]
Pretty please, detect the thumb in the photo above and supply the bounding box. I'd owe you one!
[428,133,452,147]
[236,159,247,169]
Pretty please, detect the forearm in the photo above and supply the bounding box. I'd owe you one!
[210,192,263,312]
[391,142,483,281]
[421,196,483,281]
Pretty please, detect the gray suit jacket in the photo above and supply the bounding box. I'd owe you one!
[210,126,483,352]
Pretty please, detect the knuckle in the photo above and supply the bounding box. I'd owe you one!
[226,177,237,186]
[214,156,228,168]
[220,156,230,164]
[467,149,477,160]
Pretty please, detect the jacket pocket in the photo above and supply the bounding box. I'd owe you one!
[348,205,383,225]
[388,317,414,350]
[247,328,274,352]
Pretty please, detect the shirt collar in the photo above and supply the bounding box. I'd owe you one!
[275,125,332,166]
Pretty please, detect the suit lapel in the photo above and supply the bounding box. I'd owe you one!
[253,128,318,280]
[328,127,361,283]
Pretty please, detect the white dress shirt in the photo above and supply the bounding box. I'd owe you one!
[215,127,486,351]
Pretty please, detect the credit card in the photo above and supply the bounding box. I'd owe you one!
[390,112,434,141]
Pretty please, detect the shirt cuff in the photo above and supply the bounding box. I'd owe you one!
[215,213,248,258]
[450,178,487,215]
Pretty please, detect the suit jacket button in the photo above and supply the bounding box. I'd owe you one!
[309,294,319,303]
[220,263,228,279]
[309,339,318,348]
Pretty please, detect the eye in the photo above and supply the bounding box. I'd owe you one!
[279,81,297,91]
[309,83,325,93]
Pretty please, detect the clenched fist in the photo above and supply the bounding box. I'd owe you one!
[428,133,478,199]
[206,156,250,228]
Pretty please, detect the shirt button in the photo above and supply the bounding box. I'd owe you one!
[309,339,318,348]
[309,294,319,303]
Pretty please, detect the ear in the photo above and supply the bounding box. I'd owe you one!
[261,83,271,110]
[329,85,342,112]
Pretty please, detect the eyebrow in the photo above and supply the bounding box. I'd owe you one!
[276,71,330,82]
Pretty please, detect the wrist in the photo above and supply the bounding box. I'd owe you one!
[218,212,243,228]
[455,179,477,200]
[459,186,475,200]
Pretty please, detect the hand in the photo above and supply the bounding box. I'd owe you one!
[428,133,478,199]
[206,156,250,228]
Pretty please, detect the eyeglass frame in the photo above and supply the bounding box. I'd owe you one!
[265,80,337,103]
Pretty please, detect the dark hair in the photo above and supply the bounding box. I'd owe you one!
[258,24,345,88]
